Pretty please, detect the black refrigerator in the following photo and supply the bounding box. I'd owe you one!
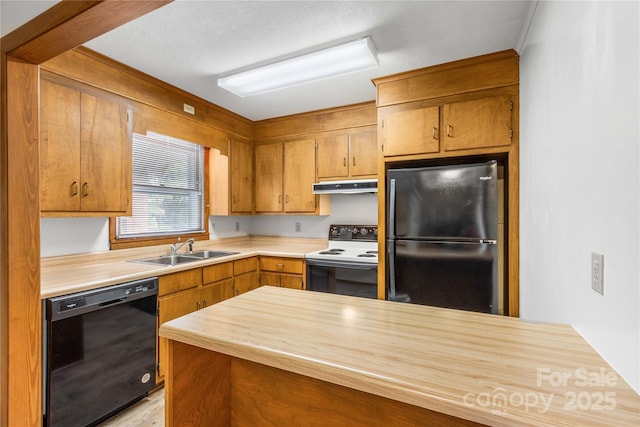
[386,161,498,314]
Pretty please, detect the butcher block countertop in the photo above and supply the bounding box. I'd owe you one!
[40,237,327,298]
[160,286,639,427]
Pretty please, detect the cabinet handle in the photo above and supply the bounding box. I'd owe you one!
[352,157,356,166]
[196,301,201,310]
[202,299,207,308]
[432,127,438,140]
[232,194,236,205]
[285,195,289,203]
[276,263,285,270]
[447,124,453,138]
[343,157,346,167]
[81,182,89,197]
[71,181,78,196]
[278,194,282,204]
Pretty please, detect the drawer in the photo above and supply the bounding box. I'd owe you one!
[202,261,233,284]
[158,268,202,296]
[259,256,304,274]
[234,257,257,276]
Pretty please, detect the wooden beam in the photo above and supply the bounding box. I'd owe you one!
[0,2,173,425]
[2,0,171,63]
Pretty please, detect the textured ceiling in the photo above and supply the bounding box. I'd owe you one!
[1,0,536,121]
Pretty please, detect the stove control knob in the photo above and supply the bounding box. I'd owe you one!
[373,227,378,236]
[360,228,368,236]
[330,227,338,237]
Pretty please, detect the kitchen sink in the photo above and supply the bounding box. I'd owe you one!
[130,250,238,266]
[131,254,204,266]
[186,250,238,259]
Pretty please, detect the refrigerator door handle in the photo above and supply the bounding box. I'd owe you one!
[388,178,396,239]
[479,239,498,244]
[387,240,397,301]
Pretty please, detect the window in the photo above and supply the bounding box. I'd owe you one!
[115,132,206,243]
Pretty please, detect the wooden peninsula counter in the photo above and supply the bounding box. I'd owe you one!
[159,287,639,426]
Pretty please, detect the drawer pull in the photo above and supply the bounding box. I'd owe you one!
[432,127,438,140]
[447,124,453,138]
[276,263,285,270]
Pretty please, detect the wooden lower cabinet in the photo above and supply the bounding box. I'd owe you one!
[233,257,259,296]
[259,256,305,290]
[158,262,235,382]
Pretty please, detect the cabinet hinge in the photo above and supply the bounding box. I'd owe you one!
[381,119,385,128]
[156,303,160,317]
[510,101,513,111]
[510,128,513,139]
[156,362,160,373]
[381,143,384,152]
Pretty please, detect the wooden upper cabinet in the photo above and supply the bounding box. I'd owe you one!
[316,126,377,180]
[255,143,283,212]
[80,93,131,212]
[230,137,254,213]
[349,127,377,177]
[317,134,349,179]
[40,78,131,215]
[443,95,513,151]
[255,139,317,214]
[283,139,316,213]
[40,79,81,211]
[380,106,439,157]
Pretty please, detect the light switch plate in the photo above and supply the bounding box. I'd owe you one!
[591,252,604,295]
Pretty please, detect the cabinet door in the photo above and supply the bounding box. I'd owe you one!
[80,93,131,213]
[201,279,234,308]
[158,287,201,380]
[316,133,349,179]
[283,139,316,213]
[260,272,282,287]
[443,95,513,151]
[349,127,377,177]
[280,274,303,290]
[40,80,82,211]
[234,271,259,296]
[381,106,439,157]
[230,138,253,213]
[255,143,283,212]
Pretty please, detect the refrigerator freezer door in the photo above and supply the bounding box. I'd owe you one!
[388,240,498,313]
[388,161,498,241]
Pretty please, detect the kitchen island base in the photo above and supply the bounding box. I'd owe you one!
[165,340,483,427]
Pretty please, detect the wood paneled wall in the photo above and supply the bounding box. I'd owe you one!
[254,101,376,142]
[42,47,253,142]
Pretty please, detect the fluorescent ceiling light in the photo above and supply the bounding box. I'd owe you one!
[218,37,379,97]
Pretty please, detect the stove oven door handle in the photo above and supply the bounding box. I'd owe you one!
[305,258,378,270]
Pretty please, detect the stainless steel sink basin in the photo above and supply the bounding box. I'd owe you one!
[186,250,238,259]
[130,250,238,266]
[131,254,204,266]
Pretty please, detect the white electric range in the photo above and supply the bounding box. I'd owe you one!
[305,225,378,298]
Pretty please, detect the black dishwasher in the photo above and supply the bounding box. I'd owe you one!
[43,277,158,427]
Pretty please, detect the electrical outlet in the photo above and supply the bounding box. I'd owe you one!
[295,222,301,232]
[591,252,604,295]
[235,221,240,232]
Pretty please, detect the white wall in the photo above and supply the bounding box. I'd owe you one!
[41,218,110,257]
[41,193,377,256]
[520,1,639,392]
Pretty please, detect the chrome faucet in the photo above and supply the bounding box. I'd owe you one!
[170,238,195,255]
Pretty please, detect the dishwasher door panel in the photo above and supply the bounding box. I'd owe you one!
[45,282,157,427]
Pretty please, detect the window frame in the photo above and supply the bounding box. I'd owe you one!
[109,135,210,250]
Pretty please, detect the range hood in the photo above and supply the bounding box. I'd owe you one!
[312,179,377,194]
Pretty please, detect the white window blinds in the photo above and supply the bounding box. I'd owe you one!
[116,132,204,239]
